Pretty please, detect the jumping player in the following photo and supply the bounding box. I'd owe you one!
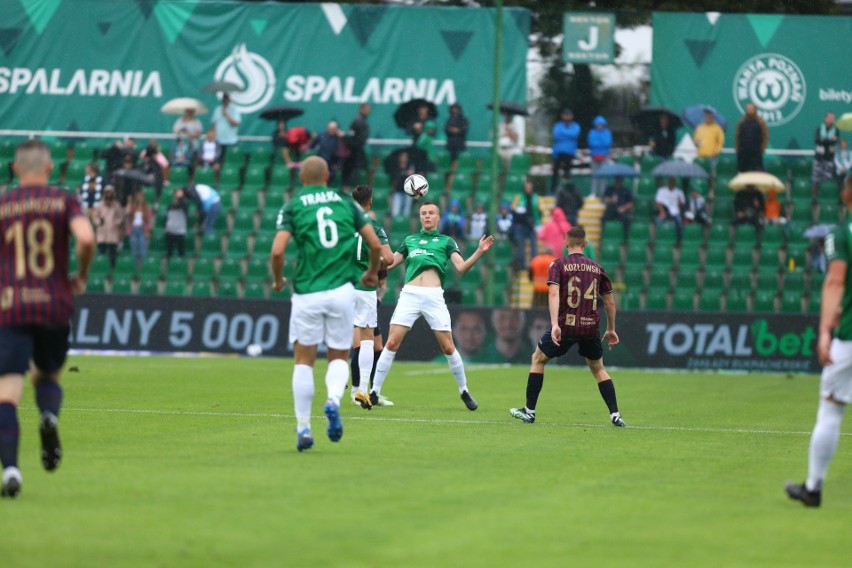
[0,140,96,497]
[509,225,626,427]
[369,200,493,410]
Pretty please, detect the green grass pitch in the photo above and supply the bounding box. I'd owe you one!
[1,355,849,567]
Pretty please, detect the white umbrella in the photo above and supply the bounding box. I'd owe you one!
[160,97,208,115]
[728,171,785,192]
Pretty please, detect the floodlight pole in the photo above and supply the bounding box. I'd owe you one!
[486,0,503,307]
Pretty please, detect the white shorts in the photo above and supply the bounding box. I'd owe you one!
[289,283,355,350]
[390,285,452,331]
[820,339,852,403]
[353,289,378,328]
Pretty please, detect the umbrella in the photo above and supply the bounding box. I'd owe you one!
[112,168,156,186]
[160,97,208,115]
[630,106,682,134]
[592,163,639,178]
[728,171,785,192]
[202,81,244,93]
[804,224,834,239]
[651,160,709,179]
[681,105,728,132]
[259,105,304,122]
[393,99,438,130]
[382,146,429,177]
[486,101,529,116]
[837,112,852,132]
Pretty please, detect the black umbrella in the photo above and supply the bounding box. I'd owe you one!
[393,99,438,130]
[631,106,682,135]
[486,101,529,116]
[202,81,244,93]
[260,106,305,122]
[383,146,429,177]
[112,168,156,186]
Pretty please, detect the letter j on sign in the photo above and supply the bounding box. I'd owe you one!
[563,13,615,64]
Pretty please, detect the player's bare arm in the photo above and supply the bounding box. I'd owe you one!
[69,215,95,295]
[270,230,291,292]
[358,223,383,288]
[548,282,561,346]
[450,234,495,274]
[818,259,846,365]
[386,251,406,271]
[602,292,619,350]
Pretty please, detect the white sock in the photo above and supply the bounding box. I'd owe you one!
[806,398,846,491]
[325,359,349,406]
[445,350,468,393]
[358,340,375,392]
[372,349,397,395]
[292,364,314,431]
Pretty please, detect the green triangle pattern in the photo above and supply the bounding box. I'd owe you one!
[153,0,198,44]
[250,19,267,37]
[746,14,784,48]
[20,0,62,35]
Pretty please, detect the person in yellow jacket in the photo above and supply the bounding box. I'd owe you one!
[693,109,725,178]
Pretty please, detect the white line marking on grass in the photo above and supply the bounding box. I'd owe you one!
[62,407,849,437]
[402,364,510,376]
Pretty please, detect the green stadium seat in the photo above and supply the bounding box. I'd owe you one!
[269,164,292,188]
[87,276,106,293]
[232,207,257,232]
[164,257,190,277]
[791,157,812,177]
[90,255,113,277]
[761,223,785,246]
[243,165,267,189]
[252,232,274,256]
[110,277,133,295]
[491,265,511,287]
[198,236,223,257]
[780,290,803,313]
[725,288,749,312]
[731,246,754,270]
[450,172,474,192]
[620,287,641,311]
[677,260,701,286]
[707,221,729,244]
[757,246,781,268]
[717,155,737,176]
[809,271,825,295]
[138,278,159,296]
[223,146,246,168]
[217,280,238,298]
[48,140,68,160]
[818,204,840,225]
[629,221,651,242]
[249,146,272,167]
[807,293,820,313]
[192,257,217,280]
[782,270,805,291]
[649,264,672,288]
[0,140,15,158]
[753,289,777,313]
[190,280,214,297]
[246,254,271,280]
[633,197,654,220]
[264,189,287,211]
[602,222,625,243]
[644,288,668,311]
[640,153,661,174]
[728,268,752,291]
[732,223,760,246]
[242,279,267,299]
[114,255,137,276]
[671,287,695,311]
[621,262,645,290]
[162,279,187,296]
[764,156,787,178]
[701,268,724,290]
[754,265,779,289]
[219,165,241,189]
[169,166,190,187]
[791,177,810,194]
[698,286,722,311]
[194,167,216,186]
[817,181,838,201]
[703,245,727,269]
[654,223,679,246]
[219,257,243,280]
[625,241,648,264]
[64,160,88,186]
[682,223,704,245]
[456,152,479,173]
[636,176,656,197]
[509,153,530,174]
[784,242,809,269]
[651,244,675,266]
[600,241,620,266]
[236,190,262,210]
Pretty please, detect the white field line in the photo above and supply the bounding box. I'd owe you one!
[62,407,849,437]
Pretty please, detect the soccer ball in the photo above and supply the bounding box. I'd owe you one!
[403,174,429,200]
[246,344,263,357]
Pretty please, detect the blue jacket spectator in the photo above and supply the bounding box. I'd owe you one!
[587,116,612,160]
[551,109,581,192]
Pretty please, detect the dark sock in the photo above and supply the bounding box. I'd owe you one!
[350,347,361,389]
[525,373,544,411]
[598,379,619,414]
[369,347,380,390]
[35,381,63,417]
[0,403,19,469]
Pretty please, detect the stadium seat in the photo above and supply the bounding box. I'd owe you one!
[242,279,267,299]
[791,177,810,194]
[780,290,803,313]
[698,287,722,311]
[809,271,825,295]
[807,293,820,313]
[217,280,238,298]
[703,245,727,270]
[649,264,673,288]
[198,236,223,257]
[644,288,668,311]
[252,232,274,256]
[636,176,656,197]
[243,165,267,189]
[728,268,752,291]
[621,262,645,290]
[818,204,840,225]
[677,260,701,286]
[717,155,737,176]
[450,172,474,192]
[269,164,291,188]
[194,167,216,186]
[169,167,190,187]
[219,256,243,280]
[817,181,838,201]
[761,223,785,247]
[754,266,779,290]
[232,207,257,232]
[791,157,812,177]
[629,221,650,242]
[219,165,241,189]
[246,254,271,280]
[651,244,675,267]
[600,241,620,266]
[633,197,654,220]
[90,255,113,277]
[753,289,777,313]
[223,146,246,168]
[764,156,787,178]
[162,279,187,296]
[64,161,88,186]
[784,242,809,269]
[725,288,749,312]
[671,287,695,311]
[730,245,754,270]
[625,241,648,264]
[782,270,805,292]
[682,223,704,245]
[138,279,159,296]
[190,280,214,297]
[114,255,137,276]
[236,190,262,210]
[264,189,287,211]
[621,287,641,311]
[87,277,106,293]
[654,223,679,246]
[757,246,781,268]
[111,277,133,295]
[249,146,272,167]
[509,153,530,174]
[164,257,190,278]
[192,257,217,280]
[701,268,724,290]
[456,153,479,173]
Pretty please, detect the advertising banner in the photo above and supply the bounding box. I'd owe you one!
[562,13,616,64]
[70,295,819,373]
[0,0,528,143]
[651,12,852,152]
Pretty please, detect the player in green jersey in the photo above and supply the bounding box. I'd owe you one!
[786,174,852,507]
[369,200,494,410]
[350,185,394,409]
[270,157,382,452]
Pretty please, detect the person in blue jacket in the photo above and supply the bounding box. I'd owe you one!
[551,109,580,193]
[588,115,613,196]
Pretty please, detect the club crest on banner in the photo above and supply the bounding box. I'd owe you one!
[732,53,806,127]
[214,44,276,113]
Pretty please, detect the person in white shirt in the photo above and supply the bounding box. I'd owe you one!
[835,138,852,188]
[173,108,203,152]
[654,176,686,242]
[212,93,241,162]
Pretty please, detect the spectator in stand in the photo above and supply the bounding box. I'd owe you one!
[495,201,514,240]
[211,93,241,162]
[538,207,572,256]
[551,108,580,192]
[588,115,613,196]
[78,162,103,217]
[812,111,839,197]
[165,188,189,259]
[188,183,222,237]
[113,154,143,207]
[309,121,344,183]
[735,102,769,172]
[141,139,168,197]
[529,252,558,308]
[811,238,827,273]
[693,109,725,178]
[272,120,289,164]
[601,176,634,241]
[122,137,140,167]
[835,138,852,190]
[683,187,711,227]
[498,111,522,172]
[650,112,677,160]
[468,202,488,241]
[654,176,686,242]
[555,181,584,225]
[512,179,541,269]
[126,191,154,273]
[172,137,193,169]
[389,151,415,219]
[197,129,222,184]
[93,185,125,269]
[414,120,436,173]
[101,139,125,178]
[283,125,313,167]
[444,102,469,178]
[173,107,203,156]
[732,185,765,230]
[440,198,465,240]
[764,188,785,225]
[342,103,371,191]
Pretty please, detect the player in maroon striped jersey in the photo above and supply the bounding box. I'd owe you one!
[510,226,626,427]
[0,140,95,498]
